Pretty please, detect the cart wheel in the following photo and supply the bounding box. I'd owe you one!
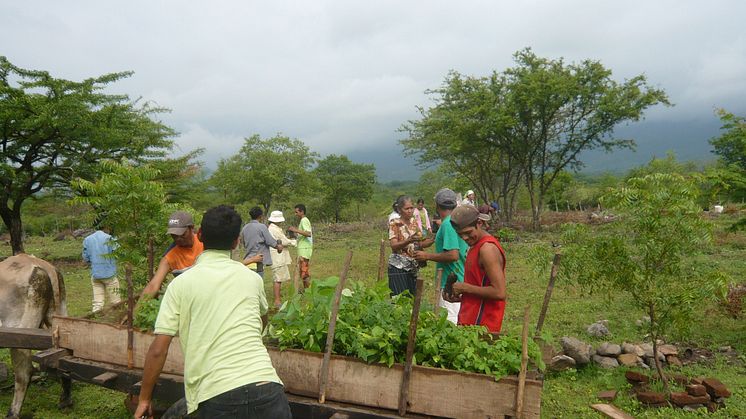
[161,397,188,419]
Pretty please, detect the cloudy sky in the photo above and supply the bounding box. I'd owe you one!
[2,1,745,178]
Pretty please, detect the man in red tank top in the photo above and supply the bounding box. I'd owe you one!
[445,204,507,333]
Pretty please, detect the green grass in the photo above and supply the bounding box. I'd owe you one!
[2,214,745,418]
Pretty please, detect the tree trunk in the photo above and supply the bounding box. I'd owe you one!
[0,208,26,255]
[648,303,670,395]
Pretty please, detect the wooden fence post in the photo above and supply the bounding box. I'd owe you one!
[377,239,386,281]
[318,250,353,404]
[126,264,134,370]
[398,277,425,416]
[516,306,530,419]
[535,253,561,338]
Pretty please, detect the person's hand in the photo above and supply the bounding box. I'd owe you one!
[134,400,152,419]
[413,250,429,262]
[287,226,298,233]
[442,289,461,303]
[452,282,468,296]
[276,243,284,253]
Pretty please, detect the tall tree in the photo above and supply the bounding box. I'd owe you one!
[0,57,175,254]
[210,134,317,214]
[401,71,523,221]
[709,109,746,230]
[506,48,670,229]
[314,154,376,222]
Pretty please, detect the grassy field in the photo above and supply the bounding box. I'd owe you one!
[1,212,745,418]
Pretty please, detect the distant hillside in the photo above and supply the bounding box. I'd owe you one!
[348,119,721,181]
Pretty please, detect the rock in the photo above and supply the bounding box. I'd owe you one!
[686,384,708,397]
[622,342,645,357]
[560,336,592,365]
[625,370,649,384]
[666,355,683,367]
[707,401,720,413]
[635,316,651,327]
[586,322,610,337]
[596,342,622,356]
[658,344,678,356]
[592,355,619,369]
[718,345,732,353]
[636,391,665,405]
[640,343,665,361]
[597,390,617,401]
[669,374,689,385]
[617,353,641,367]
[702,378,731,398]
[682,404,706,412]
[690,377,704,385]
[670,392,711,407]
[53,232,67,241]
[72,228,93,238]
[549,355,576,372]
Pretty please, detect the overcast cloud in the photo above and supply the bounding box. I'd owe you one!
[2,1,745,171]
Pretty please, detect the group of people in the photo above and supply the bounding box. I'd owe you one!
[386,188,507,334]
[79,193,506,418]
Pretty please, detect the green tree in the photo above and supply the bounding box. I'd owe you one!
[709,109,746,231]
[210,134,318,214]
[0,57,175,254]
[548,174,728,392]
[314,154,376,222]
[506,49,670,229]
[401,71,523,221]
[72,161,191,286]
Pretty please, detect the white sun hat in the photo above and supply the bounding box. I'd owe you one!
[268,210,285,223]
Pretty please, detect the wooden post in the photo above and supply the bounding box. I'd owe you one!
[534,253,561,338]
[516,306,530,419]
[319,250,353,404]
[398,277,425,416]
[126,264,134,370]
[377,239,386,281]
[147,238,154,279]
[433,268,443,314]
[292,255,300,293]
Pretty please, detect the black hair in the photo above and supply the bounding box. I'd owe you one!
[249,206,263,220]
[393,195,412,214]
[417,198,424,205]
[200,205,242,250]
[294,203,306,214]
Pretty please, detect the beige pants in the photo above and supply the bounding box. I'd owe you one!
[92,276,121,313]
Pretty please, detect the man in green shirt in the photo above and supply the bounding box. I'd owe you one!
[414,188,468,324]
[135,205,290,419]
[288,203,313,288]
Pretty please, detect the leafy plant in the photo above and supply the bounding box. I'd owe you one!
[270,277,544,379]
[534,173,729,393]
[133,295,161,330]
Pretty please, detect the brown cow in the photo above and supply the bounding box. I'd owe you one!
[0,254,69,419]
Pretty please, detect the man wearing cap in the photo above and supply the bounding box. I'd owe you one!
[446,204,507,333]
[240,207,283,279]
[413,188,468,324]
[142,211,205,298]
[267,210,296,308]
[134,205,291,419]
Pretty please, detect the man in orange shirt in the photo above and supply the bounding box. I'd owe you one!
[142,211,204,297]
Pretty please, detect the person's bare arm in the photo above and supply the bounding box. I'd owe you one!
[242,254,263,265]
[134,334,173,418]
[452,243,506,300]
[413,248,458,263]
[141,257,171,297]
[389,235,417,253]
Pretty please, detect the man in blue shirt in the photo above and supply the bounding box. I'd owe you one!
[82,224,120,312]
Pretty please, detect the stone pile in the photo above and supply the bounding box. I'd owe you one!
[626,371,732,412]
[551,337,683,371]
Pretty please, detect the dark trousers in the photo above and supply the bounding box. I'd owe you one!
[388,265,417,296]
[198,382,291,419]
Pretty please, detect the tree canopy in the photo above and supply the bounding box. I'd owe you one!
[0,57,176,253]
[210,134,318,214]
[314,154,376,222]
[402,48,669,228]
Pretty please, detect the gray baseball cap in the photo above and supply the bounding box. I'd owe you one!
[434,188,458,209]
[166,211,194,235]
[450,204,490,230]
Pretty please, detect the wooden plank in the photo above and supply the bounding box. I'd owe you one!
[92,371,119,384]
[33,348,71,369]
[54,316,542,417]
[516,306,530,418]
[319,250,353,403]
[0,327,53,349]
[53,316,185,375]
[590,403,635,419]
[270,348,542,418]
[398,277,424,415]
